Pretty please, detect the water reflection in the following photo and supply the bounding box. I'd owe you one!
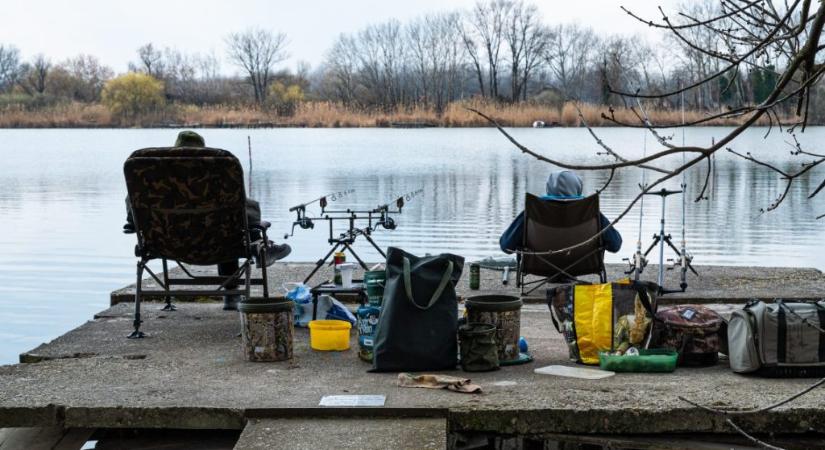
[0,127,823,364]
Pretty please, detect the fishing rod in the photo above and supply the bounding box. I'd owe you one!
[623,102,650,281]
[247,136,253,198]
[678,90,690,291]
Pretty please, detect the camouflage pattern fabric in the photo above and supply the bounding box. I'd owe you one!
[651,305,723,365]
[124,147,249,265]
[466,308,521,363]
[240,310,294,362]
[458,323,500,372]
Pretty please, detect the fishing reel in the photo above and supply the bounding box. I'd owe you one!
[378,216,396,230]
[284,204,316,239]
[373,197,403,230]
[623,251,648,277]
[668,252,698,275]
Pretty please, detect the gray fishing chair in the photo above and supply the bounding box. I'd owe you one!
[516,193,607,295]
[123,147,272,338]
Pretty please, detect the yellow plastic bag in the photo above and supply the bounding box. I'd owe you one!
[573,284,614,364]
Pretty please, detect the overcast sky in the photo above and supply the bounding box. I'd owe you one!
[1,0,681,75]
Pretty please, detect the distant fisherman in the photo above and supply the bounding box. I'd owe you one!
[499,170,622,254]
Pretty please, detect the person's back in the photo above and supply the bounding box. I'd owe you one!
[499,170,622,254]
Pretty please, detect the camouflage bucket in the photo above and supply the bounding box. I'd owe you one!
[239,297,294,362]
[465,295,523,363]
[458,323,499,372]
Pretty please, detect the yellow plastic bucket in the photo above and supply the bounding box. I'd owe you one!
[308,320,352,351]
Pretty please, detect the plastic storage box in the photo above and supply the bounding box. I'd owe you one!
[599,349,678,373]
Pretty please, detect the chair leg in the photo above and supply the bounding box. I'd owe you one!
[259,245,269,299]
[160,258,176,311]
[128,261,146,339]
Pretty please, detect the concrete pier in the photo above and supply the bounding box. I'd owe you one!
[1,263,824,448]
[109,262,825,305]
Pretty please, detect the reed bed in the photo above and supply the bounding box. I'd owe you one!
[0,100,776,128]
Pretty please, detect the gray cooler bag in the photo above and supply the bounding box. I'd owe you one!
[729,300,825,376]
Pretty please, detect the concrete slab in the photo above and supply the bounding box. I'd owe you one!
[3,303,825,437]
[234,417,446,450]
[109,262,825,306]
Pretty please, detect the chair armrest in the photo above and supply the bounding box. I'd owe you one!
[249,221,271,231]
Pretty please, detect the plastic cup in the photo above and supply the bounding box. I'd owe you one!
[338,263,355,288]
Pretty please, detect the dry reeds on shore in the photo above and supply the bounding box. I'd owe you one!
[0,99,772,128]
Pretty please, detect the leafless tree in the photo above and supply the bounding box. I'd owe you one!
[225,28,289,104]
[407,12,467,112]
[544,24,599,101]
[463,0,512,99]
[504,1,549,101]
[20,54,51,95]
[321,34,361,105]
[63,54,114,101]
[134,43,164,78]
[0,44,21,93]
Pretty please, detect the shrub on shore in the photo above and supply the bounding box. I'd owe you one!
[101,73,165,122]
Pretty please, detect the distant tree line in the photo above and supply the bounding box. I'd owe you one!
[0,0,821,122]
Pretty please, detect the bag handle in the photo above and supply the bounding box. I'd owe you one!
[403,256,454,310]
[634,284,657,318]
[546,287,563,333]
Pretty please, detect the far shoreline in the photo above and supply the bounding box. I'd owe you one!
[0,99,798,129]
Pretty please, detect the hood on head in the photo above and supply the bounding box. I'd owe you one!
[175,130,205,147]
[545,170,583,198]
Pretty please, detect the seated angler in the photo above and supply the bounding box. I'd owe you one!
[124,131,291,310]
[500,170,622,254]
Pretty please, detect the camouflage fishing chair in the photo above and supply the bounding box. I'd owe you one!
[517,193,607,295]
[123,147,272,338]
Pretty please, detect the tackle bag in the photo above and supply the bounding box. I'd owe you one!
[371,247,464,372]
[547,281,658,365]
[650,305,725,366]
[728,300,825,376]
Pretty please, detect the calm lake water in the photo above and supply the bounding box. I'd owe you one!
[1,127,824,364]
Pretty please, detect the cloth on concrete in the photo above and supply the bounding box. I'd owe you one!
[397,373,482,394]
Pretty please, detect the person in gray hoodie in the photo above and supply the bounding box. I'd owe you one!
[499,170,622,253]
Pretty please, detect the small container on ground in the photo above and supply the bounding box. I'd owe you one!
[364,270,386,306]
[356,304,381,362]
[469,263,480,290]
[338,263,356,288]
[309,319,352,351]
[459,322,500,372]
[465,295,523,363]
[239,296,294,362]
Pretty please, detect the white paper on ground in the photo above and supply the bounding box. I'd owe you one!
[533,365,615,380]
[319,395,386,407]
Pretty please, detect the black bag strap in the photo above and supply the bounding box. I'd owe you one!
[403,256,454,310]
[548,290,562,333]
[633,282,657,318]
